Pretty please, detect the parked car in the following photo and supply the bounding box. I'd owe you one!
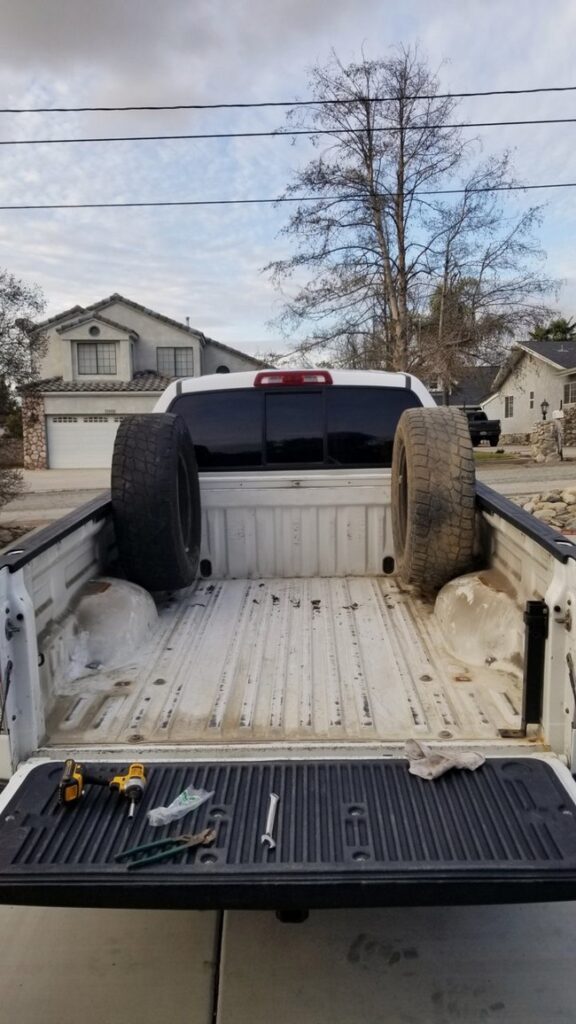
[465,408,501,446]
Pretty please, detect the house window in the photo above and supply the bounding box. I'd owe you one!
[529,391,534,409]
[564,381,576,405]
[77,342,117,375]
[157,347,194,376]
[504,396,514,418]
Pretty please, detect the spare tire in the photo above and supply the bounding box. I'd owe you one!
[111,413,201,592]
[391,407,476,592]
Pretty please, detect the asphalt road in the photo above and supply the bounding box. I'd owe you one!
[477,459,576,496]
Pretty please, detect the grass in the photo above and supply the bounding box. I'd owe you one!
[473,449,523,461]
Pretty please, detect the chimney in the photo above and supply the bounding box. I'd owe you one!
[185,316,190,328]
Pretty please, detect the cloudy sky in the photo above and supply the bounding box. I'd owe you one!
[0,0,575,355]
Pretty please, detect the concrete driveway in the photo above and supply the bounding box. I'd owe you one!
[3,902,576,1023]
[13,469,110,492]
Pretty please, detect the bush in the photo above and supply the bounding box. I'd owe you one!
[5,409,22,438]
[0,468,22,507]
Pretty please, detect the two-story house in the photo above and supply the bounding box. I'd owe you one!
[21,293,264,469]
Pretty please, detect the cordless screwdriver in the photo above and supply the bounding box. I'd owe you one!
[59,758,146,817]
[109,763,147,818]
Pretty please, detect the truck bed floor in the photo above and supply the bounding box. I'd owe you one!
[45,577,523,748]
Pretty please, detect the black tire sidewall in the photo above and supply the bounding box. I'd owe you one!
[391,423,411,573]
[163,420,201,583]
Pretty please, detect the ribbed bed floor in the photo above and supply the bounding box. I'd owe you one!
[45,577,523,747]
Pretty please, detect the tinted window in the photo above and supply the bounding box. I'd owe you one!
[170,391,262,468]
[326,387,421,466]
[169,385,422,470]
[265,392,324,464]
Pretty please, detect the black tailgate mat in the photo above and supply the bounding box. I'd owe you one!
[1,758,576,909]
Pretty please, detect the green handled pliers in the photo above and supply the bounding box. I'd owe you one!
[115,828,217,870]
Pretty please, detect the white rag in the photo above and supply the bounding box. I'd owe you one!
[405,739,485,781]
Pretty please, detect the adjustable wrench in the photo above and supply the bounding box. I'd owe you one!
[261,792,279,850]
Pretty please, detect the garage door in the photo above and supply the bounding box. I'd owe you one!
[46,415,122,469]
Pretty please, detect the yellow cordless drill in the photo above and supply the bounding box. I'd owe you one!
[59,759,146,818]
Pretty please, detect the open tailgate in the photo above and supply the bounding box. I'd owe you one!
[1,756,576,909]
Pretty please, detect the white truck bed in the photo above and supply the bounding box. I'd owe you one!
[45,576,523,749]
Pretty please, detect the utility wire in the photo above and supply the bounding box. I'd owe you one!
[2,84,576,113]
[2,181,576,211]
[3,117,576,146]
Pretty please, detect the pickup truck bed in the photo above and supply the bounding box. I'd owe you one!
[2,371,576,912]
[44,576,524,752]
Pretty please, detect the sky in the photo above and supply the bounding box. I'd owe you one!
[0,0,575,356]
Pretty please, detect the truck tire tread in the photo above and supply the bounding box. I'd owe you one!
[111,414,201,592]
[391,407,476,591]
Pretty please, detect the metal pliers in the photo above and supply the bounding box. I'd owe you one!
[115,828,216,870]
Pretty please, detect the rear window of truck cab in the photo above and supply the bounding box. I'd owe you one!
[169,385,422,471]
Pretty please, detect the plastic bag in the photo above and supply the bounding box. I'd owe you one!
[147,786,214,827]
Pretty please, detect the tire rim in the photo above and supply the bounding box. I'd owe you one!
[176,454,192,554]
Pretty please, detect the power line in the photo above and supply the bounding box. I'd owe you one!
[2,84,576,114]
[1,180,576,211]
[3,116,576,147]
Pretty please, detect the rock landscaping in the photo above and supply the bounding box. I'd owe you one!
[530,420,563,464]
[521,486,576,533]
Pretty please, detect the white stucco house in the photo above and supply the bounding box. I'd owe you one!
[22,293,264,469]
[481,340,576,440]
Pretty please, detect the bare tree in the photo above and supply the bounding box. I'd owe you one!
[0,269,47,387]
[266,48,555,370]
[416,157,554,386]
[0,269,47,508]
